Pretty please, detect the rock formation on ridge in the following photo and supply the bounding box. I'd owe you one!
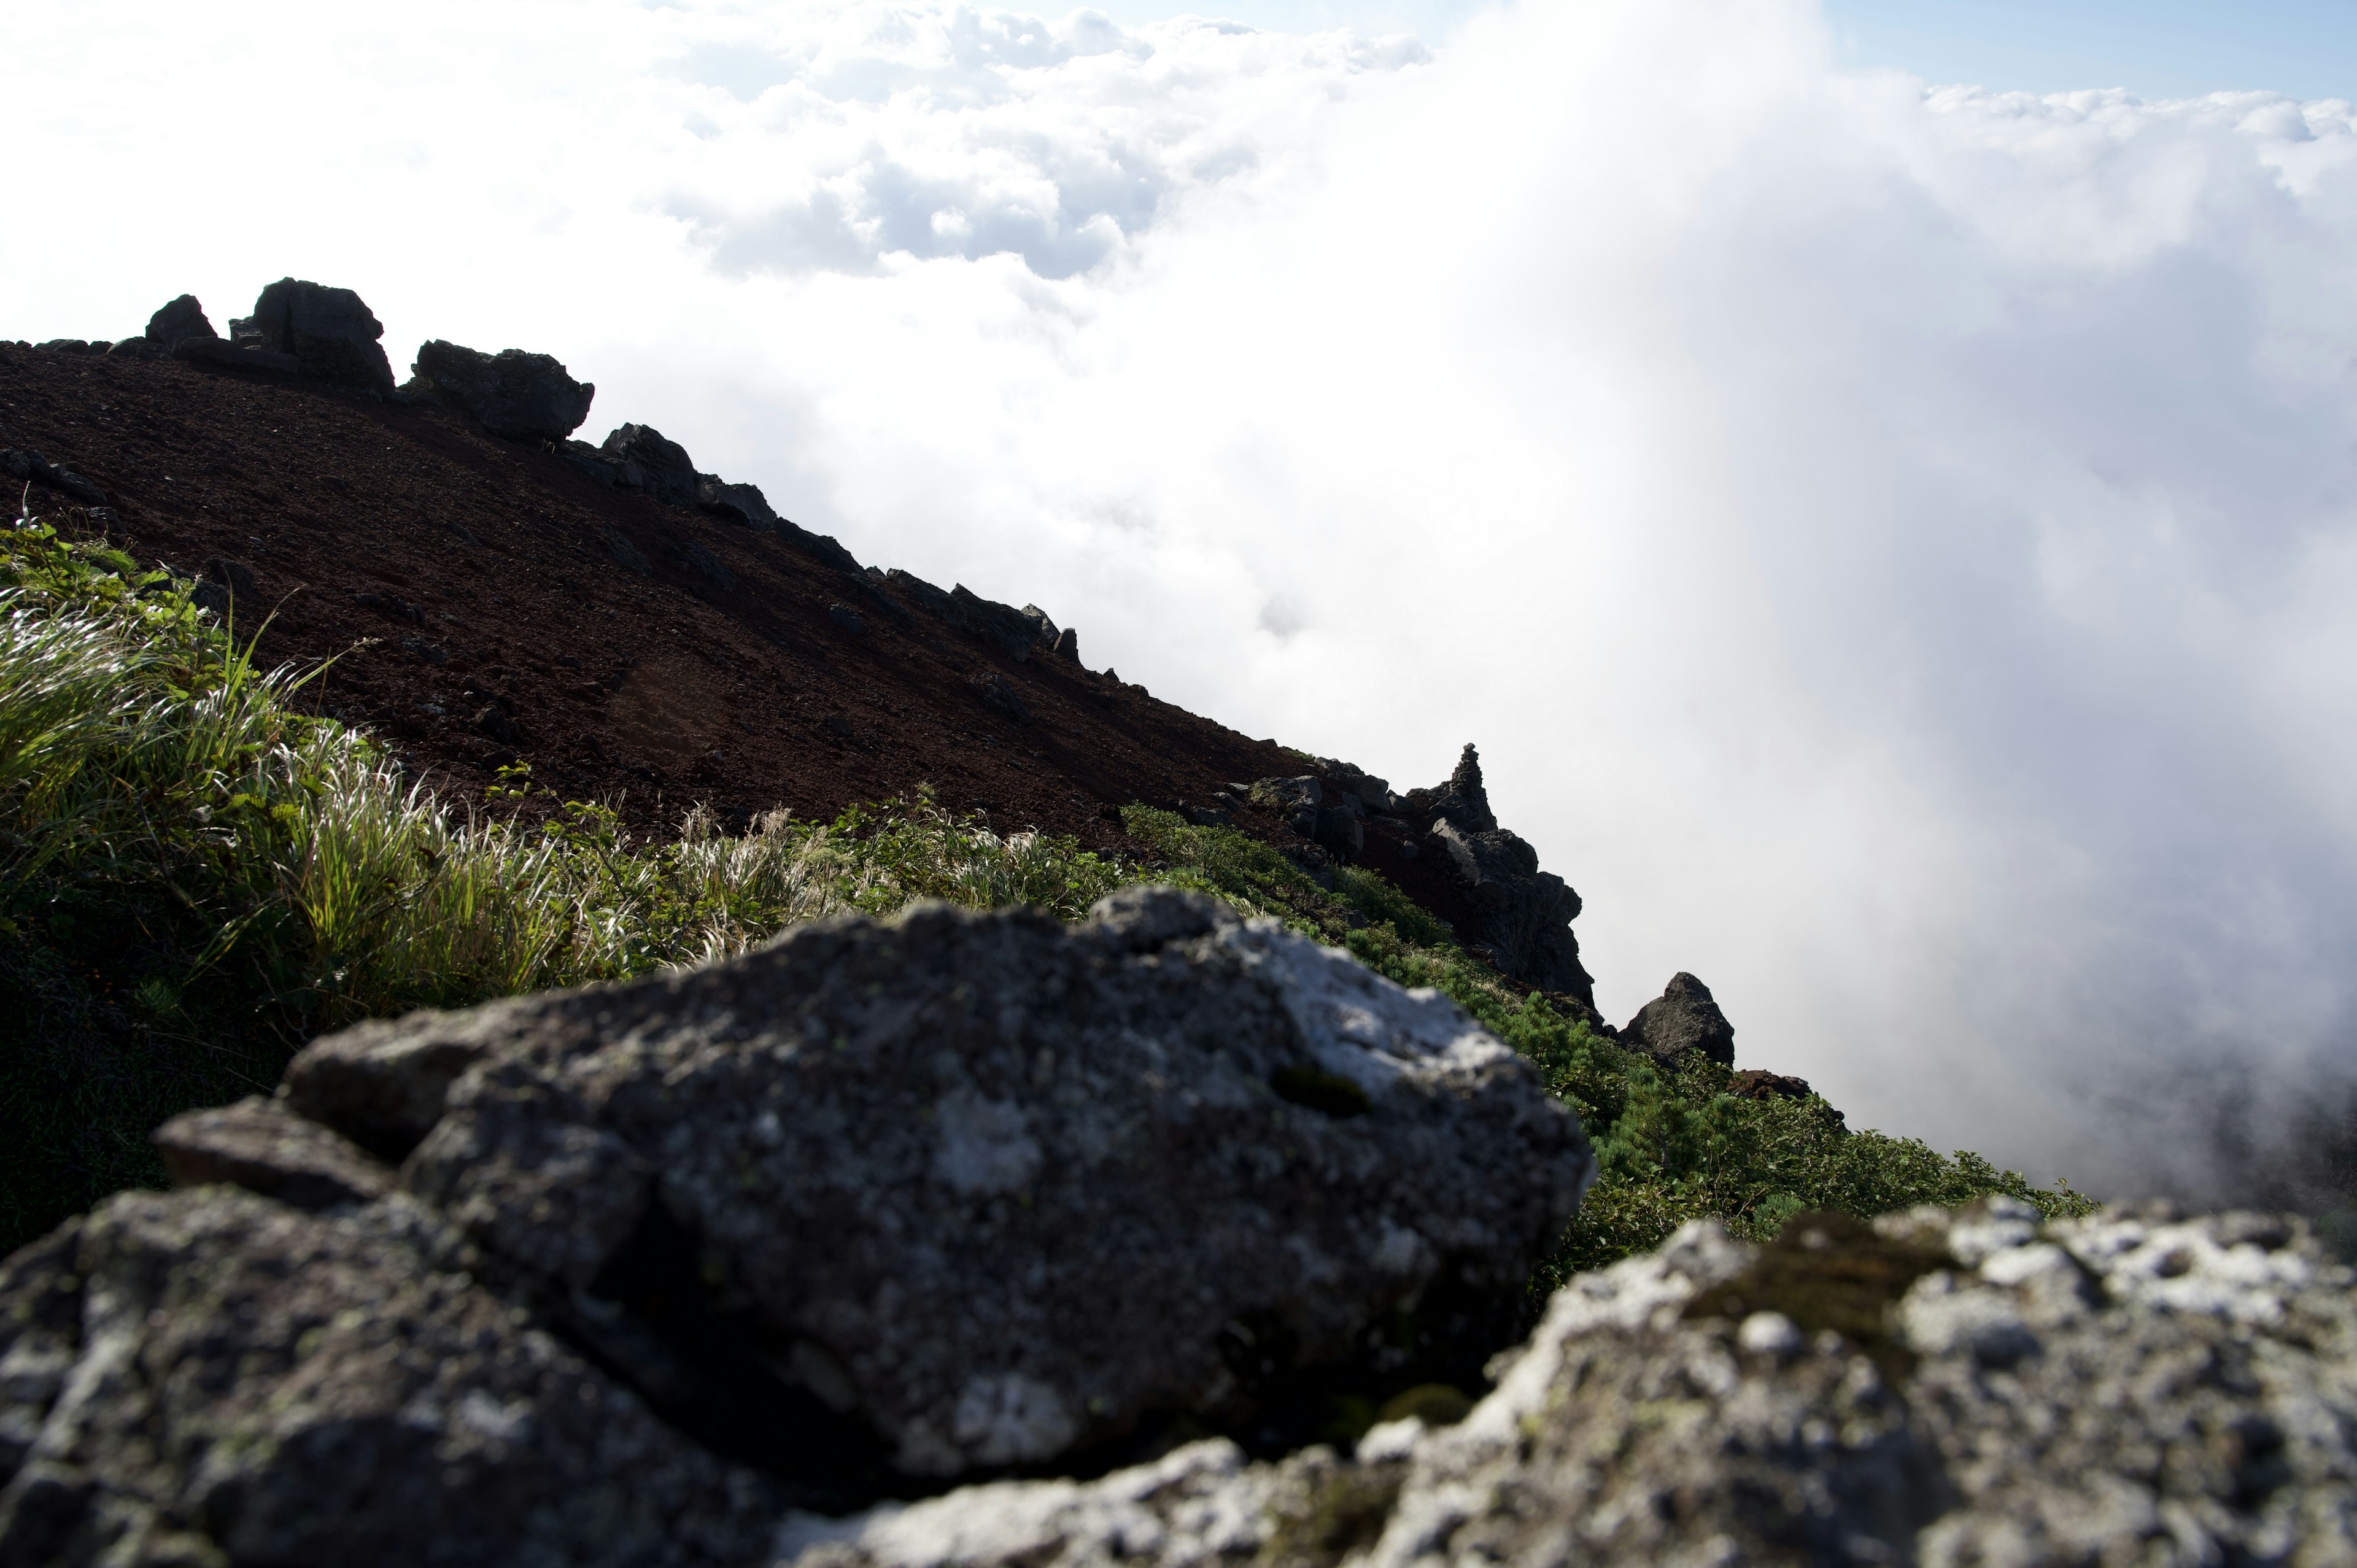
[1622,970,1738,1068]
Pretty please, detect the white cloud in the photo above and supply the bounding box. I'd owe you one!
[10,0,2357,1197]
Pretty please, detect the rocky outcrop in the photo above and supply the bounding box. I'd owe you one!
[1384,746,1593,1005]
[410,340,596,441]
[0,890,1589,1559]
[1622,970,1736,1068]
[781,1201,2357,1568]
[1399,743,1495,833]
[142,294,215,350]
[699,475,780,530]
[0,449,106,508]
[229,278,396,390]
[598,423,701,505]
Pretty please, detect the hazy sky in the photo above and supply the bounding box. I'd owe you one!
[10,0,2356,1197]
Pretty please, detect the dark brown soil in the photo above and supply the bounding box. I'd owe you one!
[0,342,1312,851]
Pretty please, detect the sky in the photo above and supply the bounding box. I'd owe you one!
[9,0,2357,1200]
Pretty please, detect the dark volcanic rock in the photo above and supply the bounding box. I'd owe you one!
[0,1189,782,1567]
[142,295,215,350]
[410,340,596,441]
[1402,743,1496,833]
[1622,971,1735,1068]
[600,423,700,506]
[233,278,396,390]
[786,1203,2357,1568]
[276,889,1592,1479]
[1387,745,1594,1006]
[977,670,1029,724]
[948,585,1045,662]
[1430,821,1589,999]
[697,474,780,530]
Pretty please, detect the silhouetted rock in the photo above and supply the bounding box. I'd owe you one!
[600,424,700,506]
[784,1203,2357,1568]
[1622,971,1735,1068]
[142,294,215,350]
[696,474,779,530]
[231,278,395,390]
[270,889,1590,1480]
[1052,626,1079,662]
[410,340,595,441]
[1402,743,1496,833]
[947,586,1047,662]
[1430,821,1589,996]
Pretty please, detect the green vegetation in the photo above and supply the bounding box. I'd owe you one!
[1,503,2093,1273]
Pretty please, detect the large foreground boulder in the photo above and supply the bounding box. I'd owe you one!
[785,1202,2357,1568]
[142,294,215,350]
[229,277,396,390]
[411,339,596,441]
[0,1188,782,1567]
[141,891,1587,1491]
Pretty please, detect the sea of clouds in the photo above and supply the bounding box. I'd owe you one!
[12,0,2356,1201]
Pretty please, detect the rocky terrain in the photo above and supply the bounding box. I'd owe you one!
[13,281,2350,1564]
[3,892,2350,1565]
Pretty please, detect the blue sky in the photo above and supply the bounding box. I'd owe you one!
[1094,0,2357,100]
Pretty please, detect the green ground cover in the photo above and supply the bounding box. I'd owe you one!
[0,504,2091,1265]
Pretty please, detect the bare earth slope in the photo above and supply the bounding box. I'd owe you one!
[0,341,1294,847]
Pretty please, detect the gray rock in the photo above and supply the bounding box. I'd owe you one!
[234,278,396,390]
[153,1095,393,1210]
[0,1189,783,1567]
[883,570,954,619]
[781,1202,2357,1568]
[104,337,159,359]
[1622,971,1735,1068]
[698,475,780,531]
[600,424,700,506]
[172,337,300,374]
[273,890,1592,1480]
[1052,627,1079,663]
[142,294,216,349]
[410,340,596,441]
[829,603,864,633]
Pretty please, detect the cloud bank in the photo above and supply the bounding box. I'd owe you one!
[11,0,2357,1200]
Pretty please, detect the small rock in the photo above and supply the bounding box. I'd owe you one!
[408,340,595,441]
[1622,973,1736,1069]
[695,474,779,531]
[828,603,863,633]
[153,1095,394,1211]
[143,293,217,349]
[821,714,854,738]
[599,424,700,506]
